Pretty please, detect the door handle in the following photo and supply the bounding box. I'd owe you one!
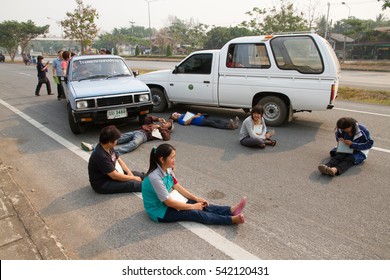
[203,81,210,84]
[169,83,174,86]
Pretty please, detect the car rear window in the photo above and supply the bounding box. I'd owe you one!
[270,36,324,74]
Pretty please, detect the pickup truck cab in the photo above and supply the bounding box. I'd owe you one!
[139,33,340,126]
[63,55,153,134]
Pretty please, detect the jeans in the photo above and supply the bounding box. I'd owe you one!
[240,136,265,147]
[158,200,233,225]
[202,118,230,129]
[326,153,355,175]
[93,171,145,194]
[115,130,148,155]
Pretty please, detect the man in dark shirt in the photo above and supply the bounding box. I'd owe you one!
[88,125,145,194]
[35,55,52,96]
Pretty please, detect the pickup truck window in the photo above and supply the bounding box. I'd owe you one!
[176,53,212,74]
[271,36,324,74]
[226,43,270,69]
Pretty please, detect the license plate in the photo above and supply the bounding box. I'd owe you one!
[107,108,128,119]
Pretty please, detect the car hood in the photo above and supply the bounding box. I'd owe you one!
[138,70,171,82]
[69,77,149,98]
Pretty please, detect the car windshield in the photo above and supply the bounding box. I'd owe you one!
[71,58,132,81]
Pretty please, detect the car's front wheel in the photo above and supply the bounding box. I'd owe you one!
[67,104,85,134]
[150,87,168,113]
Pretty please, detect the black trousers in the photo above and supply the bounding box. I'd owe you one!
[326,153,355,175]
[56,77,65,98]
[35,77,51,95]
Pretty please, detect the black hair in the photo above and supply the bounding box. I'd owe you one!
[99,125,121,144]
[62,50,70,60]
[146,143,175,176]
[336,117,357,135]
[250,105,263,119]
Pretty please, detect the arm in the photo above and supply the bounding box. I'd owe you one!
[184,113,202,125]
[163,183,207,211]
[107,158,142,182]
[348,126,374,151]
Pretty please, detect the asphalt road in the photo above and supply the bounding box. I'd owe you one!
[0,62,390,260]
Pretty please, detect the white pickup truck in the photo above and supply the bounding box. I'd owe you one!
[139,33,340,126]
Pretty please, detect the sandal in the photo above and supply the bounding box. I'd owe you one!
[266,139,276,147]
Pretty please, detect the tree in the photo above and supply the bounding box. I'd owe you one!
[241,0,308,34]
[203,26,254,49]
[0,21,19,62]
[380,0,390,9]
[61,0,99,54]
[18,20,49,56]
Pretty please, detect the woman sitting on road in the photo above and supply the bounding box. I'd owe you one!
[142,143,247,225]
[239,105,276,149]
[318,117,374,176]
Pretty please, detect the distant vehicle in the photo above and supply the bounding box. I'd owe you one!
[62,55,153,134]
[0,52,5,62]
[139,33,340,126]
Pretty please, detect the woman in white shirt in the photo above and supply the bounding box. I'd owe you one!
[239,105,276,148]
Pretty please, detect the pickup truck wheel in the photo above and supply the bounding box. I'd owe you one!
[258,96,287,127]
[67,104,84,134]
[151,88,167,113]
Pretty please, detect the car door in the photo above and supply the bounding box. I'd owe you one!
[167,53,216,104]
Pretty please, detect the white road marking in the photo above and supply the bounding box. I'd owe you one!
[334,107,390,118]
[0,98,259,260]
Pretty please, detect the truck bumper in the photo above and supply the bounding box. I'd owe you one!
[72,105,153,124]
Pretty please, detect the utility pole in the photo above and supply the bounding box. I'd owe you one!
[324,2,330,40]
[144,0,158,54]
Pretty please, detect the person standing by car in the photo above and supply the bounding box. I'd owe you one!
[88,125,145,194]
[61,50,70,77]
[35,56,52,96]
[52,50,65,100]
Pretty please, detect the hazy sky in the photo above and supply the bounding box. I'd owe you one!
[3,0,389,36]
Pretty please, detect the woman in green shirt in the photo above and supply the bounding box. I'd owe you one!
[142,144,246,225]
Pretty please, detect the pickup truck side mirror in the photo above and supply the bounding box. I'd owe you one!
[132,70,139,77]
[173,66,179,74]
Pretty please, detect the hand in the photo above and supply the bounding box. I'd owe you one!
[192,202,205,210]
[132,176,142,182]
[343,140,353,146]
[196,197,209,207]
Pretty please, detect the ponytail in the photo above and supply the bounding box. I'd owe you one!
[146,143,175,176]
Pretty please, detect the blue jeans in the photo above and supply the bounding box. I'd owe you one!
[158,200,233,225]
[115,130,148,155]
[202,118,230,129]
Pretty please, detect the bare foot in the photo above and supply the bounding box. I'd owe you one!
[232,196,247,216]
[232,214,245,224]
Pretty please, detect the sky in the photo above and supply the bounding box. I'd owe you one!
[2,0,389,37]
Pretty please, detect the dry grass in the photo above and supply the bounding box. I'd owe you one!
[338,87,390,105]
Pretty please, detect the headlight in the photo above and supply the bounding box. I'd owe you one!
[138,94,150,102]
[76,100,88,109]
